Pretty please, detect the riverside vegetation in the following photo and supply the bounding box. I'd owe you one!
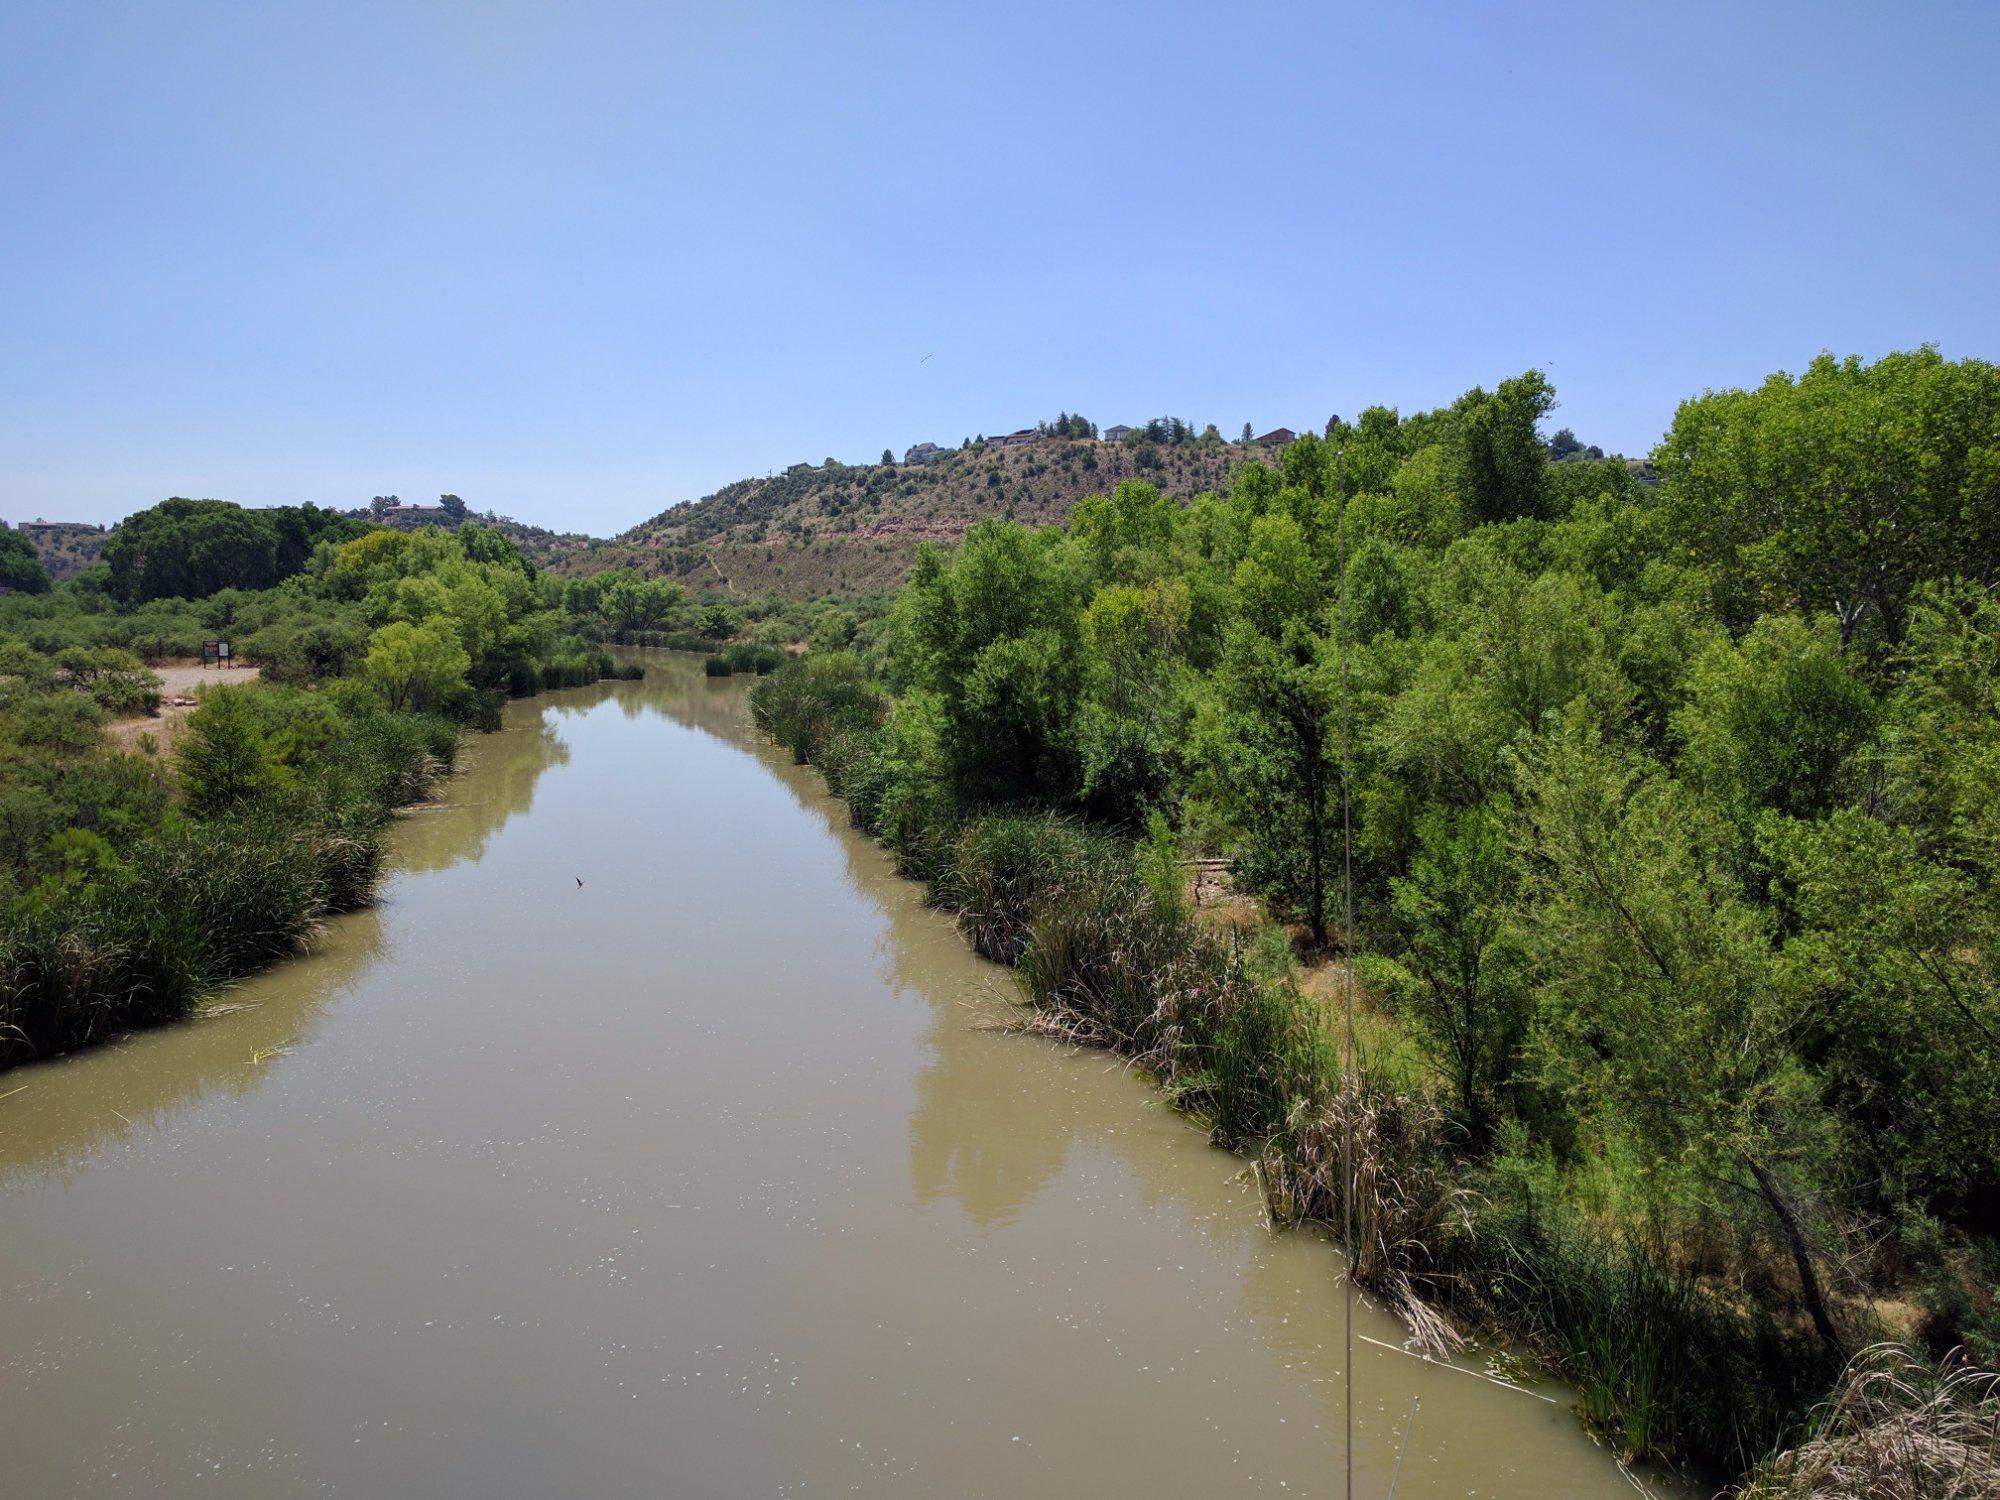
[751,349,2000,1491]
[0,516,652,1066]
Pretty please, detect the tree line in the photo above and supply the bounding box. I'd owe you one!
[751,347,2000,1483]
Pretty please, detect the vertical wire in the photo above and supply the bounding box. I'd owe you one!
[1336,441,1355,1500]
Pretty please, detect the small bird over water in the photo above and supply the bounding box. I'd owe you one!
[575,877,584,888]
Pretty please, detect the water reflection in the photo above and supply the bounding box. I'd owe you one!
[0,908,386,1184]
[0,653,1686,1499]
[397,711,572,874]
[0,694,573,1184]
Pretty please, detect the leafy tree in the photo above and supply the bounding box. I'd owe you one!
[363,620,470,712]
[104,498,364,604]
[1767,810,2000,1220]
[1372,799,1523,1133]
[891,523,1087,803]
[1655,348,2000,645]
[1526,734,1843,1347]
[1452,369,1555,526]
[1673,614,1875,824]
[0,530,50,593]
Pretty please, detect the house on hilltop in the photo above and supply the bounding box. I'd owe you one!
[1256,427,1298,447]
[903,442,946,466]
[1102,424,1133,442]
[990,428,1039,448]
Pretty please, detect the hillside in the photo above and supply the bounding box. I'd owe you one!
[547,436,1276,598]
[11,521,110,581]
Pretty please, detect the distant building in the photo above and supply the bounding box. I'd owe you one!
[1103,424,1134,442]
[786,462,816,475]
[1255,427,1298,447]
[990,428,1039,448]
[368,495,455,529]
[903,442,947,466]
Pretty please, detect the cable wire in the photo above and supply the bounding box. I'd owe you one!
[1336,442,1356,1500]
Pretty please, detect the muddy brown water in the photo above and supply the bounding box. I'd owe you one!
[0,654,1688,1497]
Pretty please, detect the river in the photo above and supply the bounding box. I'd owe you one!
[0,654,1675,1496]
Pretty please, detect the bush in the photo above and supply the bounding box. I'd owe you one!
[937,814,1115,963]
[1443,1182,1836,1468]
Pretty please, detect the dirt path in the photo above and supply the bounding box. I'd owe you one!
[104,660,262,756]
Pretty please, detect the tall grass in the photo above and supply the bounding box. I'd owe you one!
[1742,1343,2000,1498]
[936,814,1116,963]
[0,813,374,1063]
[703,642,786,677]
[0,695,452,1068]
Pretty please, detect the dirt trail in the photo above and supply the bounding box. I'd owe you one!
[103,660,262,755]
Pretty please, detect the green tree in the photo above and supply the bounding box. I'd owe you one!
[0,529,50,593]
[363,620,470,712]
[104,498,362,603]
[1655,348,2000,645]
[1374,799,1522,1132]
[1767,810,2000,1222]
[1452,369,1554,526]
[178,689,288,815]
[890,523,1088,804]
[1673,614,1875,824]
[1526,734,1843,1347]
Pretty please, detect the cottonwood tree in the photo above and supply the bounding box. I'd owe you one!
[1655,348,2000,647]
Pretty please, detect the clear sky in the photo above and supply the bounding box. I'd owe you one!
[3,1,1996,537]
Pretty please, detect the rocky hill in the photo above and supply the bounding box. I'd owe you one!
[545,435,1273,598]
[10,520,110,581]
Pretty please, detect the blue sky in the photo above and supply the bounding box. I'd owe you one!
[3,1,1995,537]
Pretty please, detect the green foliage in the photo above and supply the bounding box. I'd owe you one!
[0,529,51,593]
[1656,347,2000,645]
[178,688,291,815]
[363,619,471,712]
[1370,799,1523,1133]
[103,497,365,604]
[0,666,454,1066]
[745,350,2000,1479]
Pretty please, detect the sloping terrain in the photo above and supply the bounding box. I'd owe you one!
[547,436,1270,597]
[15,522,109,581]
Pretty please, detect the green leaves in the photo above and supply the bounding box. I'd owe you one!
[1656,348,2000,646]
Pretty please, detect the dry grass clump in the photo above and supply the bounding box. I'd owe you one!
[1743,1343,2000,1499]
[1259,1085,1471,1357]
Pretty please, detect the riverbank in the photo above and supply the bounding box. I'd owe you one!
[0,642,637,1072]
[748,655,1847,1485]
[0,658,1666,1498]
